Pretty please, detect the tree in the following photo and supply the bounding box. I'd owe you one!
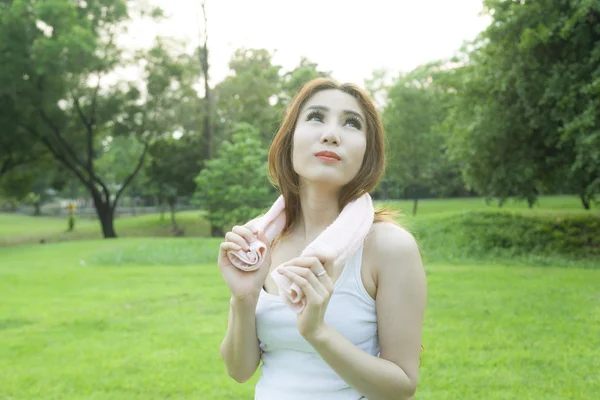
[94,134,150,214]
[0,153,69,215]
[364,67,395,109]
[0,1,194,237]
[383,64,453,215]
[197,0,213,161]
[277,57,331,108]
[193,123,275,237]
[145,134,204,233]
[213,48,282,146]
[446,0,600,209]
[0,132,47,179]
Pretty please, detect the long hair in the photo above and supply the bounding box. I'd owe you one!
[267,77,398,237]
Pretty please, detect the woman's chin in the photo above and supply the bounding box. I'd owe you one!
[298,173,350,189]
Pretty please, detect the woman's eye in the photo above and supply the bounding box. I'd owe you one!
[306,111,324,122]
[346,117,362,130]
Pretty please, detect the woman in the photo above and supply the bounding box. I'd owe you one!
[218,78,427,400]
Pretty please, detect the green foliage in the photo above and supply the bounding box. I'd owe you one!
[193,123,275,234]
[214,49,282,145]
[382,62,466,210]
[445,0,600,207]
[277,57,331,107]
[409,211,600,267]
[0,0,201,236]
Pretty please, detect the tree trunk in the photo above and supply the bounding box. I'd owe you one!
[34,202,41,216]
[527,196,535,209]
[199,2,212,161]
[211,224,224,237]
[168,198,178,229]
[412,197,419,216]
[158,194,165,221]
[580,193,591,210]
[96,201,117,238]
[91,190,117,238]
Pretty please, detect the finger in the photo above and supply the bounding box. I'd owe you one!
[255,229,269,245]
[302,248,335,268]
[280,256,328,276]
[220,241,242,252]
[225,231,249,251]
[281,269,323,304]
[281,263,334,296]
[279,266,330,298]
[232,225,256,245]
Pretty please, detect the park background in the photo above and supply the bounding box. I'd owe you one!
[1,0,599,399]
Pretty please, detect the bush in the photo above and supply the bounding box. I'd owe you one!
[193,123,276,236]
[408,211,600,267]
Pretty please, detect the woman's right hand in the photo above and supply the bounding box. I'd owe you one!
[218,223,272,302]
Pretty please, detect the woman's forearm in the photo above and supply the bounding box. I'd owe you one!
[306,324,417,400]
[219,296,261,383]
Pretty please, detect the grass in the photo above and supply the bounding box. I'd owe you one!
[1,194,599,398]
[0,210,210,247]
[384,194,596,218]
[1,195,596,248]
[0,239,598,399]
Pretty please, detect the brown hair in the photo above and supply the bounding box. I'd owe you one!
[267,77,399,237]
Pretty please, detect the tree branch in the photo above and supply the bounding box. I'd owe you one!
[73,95,92,131]
[113,142,149,210]
[37,107,111,202]
[90,29,115,126]
[75,93,110,204]
[0,159,12,177]
[90,72,103,126]
[20,123,95,194]
[0,151,46,177]
[38,108,89,171]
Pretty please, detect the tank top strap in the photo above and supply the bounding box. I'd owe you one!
[336,243,362,285]
[336,242,374,304]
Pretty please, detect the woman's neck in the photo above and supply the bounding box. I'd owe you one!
[296,182,341,243]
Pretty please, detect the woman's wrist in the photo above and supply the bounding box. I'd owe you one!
[230,293,259,309]
[303,323,334,347]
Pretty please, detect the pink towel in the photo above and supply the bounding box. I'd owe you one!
[227,193,374,313]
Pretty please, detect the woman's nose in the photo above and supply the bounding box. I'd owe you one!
[320,126,340,145]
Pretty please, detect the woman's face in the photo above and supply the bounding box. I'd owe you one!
[292,89,367,189]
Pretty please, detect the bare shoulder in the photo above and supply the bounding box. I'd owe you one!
[363,221,425,287]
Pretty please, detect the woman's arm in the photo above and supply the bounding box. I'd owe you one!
[304,223,427,400]
[219,295,261,383]
[219,216,268,383]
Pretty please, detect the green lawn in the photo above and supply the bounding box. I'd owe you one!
[1,238,598,399]
[387,194,596,220]
[0,210,210,247]
[1,195,595,248]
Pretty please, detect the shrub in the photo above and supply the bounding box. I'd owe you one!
[193,123,276,236]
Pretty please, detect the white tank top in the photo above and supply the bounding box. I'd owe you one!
[254,244,378,400]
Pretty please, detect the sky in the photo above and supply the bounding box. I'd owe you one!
[119,0,492,87]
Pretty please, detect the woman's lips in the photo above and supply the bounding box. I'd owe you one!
[315,151,341,162]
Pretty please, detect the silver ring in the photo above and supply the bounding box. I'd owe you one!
[316,270,327,277]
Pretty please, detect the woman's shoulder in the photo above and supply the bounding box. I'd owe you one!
[363,221,422,282]
[366,221,418,253]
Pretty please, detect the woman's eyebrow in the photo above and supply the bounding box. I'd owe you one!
[305,105,364,121]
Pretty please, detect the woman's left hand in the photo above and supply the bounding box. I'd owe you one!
[277,255,335,342]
